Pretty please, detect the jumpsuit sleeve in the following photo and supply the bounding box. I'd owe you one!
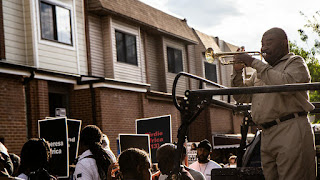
[231,62,256,103]
[251,56,311,95]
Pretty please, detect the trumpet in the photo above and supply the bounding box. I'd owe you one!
[205,48,264,65]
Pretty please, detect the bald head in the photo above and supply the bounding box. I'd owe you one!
[261,27,289,66]
[263,27,288,41]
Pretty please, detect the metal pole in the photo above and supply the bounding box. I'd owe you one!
[188,82,320,96]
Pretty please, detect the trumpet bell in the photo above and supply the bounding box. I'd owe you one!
[205,48,263,65]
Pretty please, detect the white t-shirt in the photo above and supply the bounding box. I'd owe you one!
[189,160,221,180]
[17,173,28,180]
[74,150,101,180]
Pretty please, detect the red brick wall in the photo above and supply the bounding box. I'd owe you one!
[69,88,93,127]
[72,88,186,154]
[68,87,240,155]
[187,105,239,144]
[188,108,211,142]
[209,105,234,134]
[0,74,27,154]
[142,96,181,144]
[96,88,143,153]
[26,79,49,138]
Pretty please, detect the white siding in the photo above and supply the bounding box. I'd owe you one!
[146,35,163,91]
[3,0,26,65]
[163,38,188,95]
[24,0,34,66]
[75,0,87,75]
[34,0,87,75]
[111,19,146,84]
[187,45,197,90]
[102,16,113,78]
[88,14,104,77]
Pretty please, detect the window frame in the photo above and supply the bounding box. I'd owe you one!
[115,30,138,66]
[39,0,73,46]
[167,46,183,74]
[204,62,218,83]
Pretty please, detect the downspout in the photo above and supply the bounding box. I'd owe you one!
[90,83,97,125]
[23,70,35,139]
[84,0,96,125]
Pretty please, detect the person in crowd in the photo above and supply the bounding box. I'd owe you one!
[9,153,20,177]
[17,138,56,180]
[73,125,114,180]
[225,155,237,168]
[101,134,117,163]
[118,148,151,180]
[189,139,221,180]
[0,142,13,177]
[155,143,194,180]
[0,142,23,179]
[181,145,205,180]
[231,27,316,179]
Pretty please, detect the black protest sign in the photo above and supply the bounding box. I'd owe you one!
[67,119,81,165]
[119,134,150,156]
[38,117,69,178]
[136,115,172,163]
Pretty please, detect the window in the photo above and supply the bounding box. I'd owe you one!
[205,62,217,83]
[167,47,183,73]
[115,31,138,65]
[40,1,72,45]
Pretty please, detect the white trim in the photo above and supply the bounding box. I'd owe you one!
[74,82,148,92]
[34,73,77,84]
[73,0,80,74]
[36,0,76,51]
[213,145,240,149]
[31,0,39,67]
[22,0,28,65]
[0,67,78,84]
[138,27,145,83]
[109,17,114,74]
[0,67,31,76]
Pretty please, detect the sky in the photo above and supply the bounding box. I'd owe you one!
[139,0,320,53]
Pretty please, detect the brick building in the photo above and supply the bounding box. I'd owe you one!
[0,0,244,156]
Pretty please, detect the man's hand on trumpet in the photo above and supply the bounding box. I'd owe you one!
[233,53,255,71]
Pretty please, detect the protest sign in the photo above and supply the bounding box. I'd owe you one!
[136,115,172,163]
[118,134,150,157]
[38,117,69,178]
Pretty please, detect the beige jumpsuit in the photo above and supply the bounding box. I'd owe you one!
[231,53,316,180]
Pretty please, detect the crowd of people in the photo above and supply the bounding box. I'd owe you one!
[0,125,229,180]
[1,27,315,180]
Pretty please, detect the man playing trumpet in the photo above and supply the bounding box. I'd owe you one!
[231,27,316,180]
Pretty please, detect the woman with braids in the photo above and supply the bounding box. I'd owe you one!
[74,125,114,180]
[17,138,56,180]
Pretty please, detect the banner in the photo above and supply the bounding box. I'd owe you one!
[186,142,198,165]
[136,115,172,163]
[38,117,69,178]
[118,134,150,158]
